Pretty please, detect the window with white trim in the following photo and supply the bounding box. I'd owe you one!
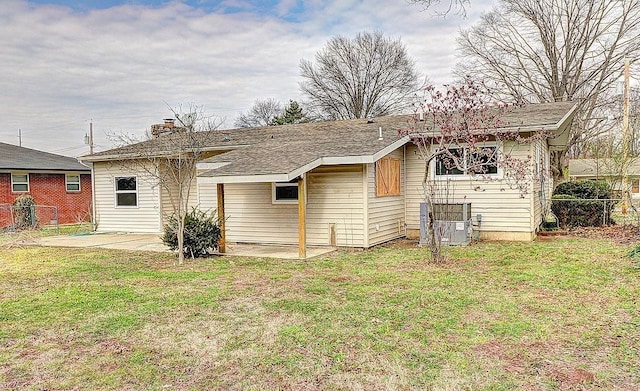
[435,145,498,177]
[272,179,299,204]
[115,177,137,207]
[66,174,81,192]
[11,173,29,192]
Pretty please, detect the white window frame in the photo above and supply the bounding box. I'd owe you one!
[272,178,304,205]
[431,142,503,180]
[66,174,81,192]
[114,176,138,208]
[11,173,29,192]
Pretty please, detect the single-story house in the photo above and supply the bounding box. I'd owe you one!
[0,142,92,226]
[81,102,576,255]
[569,158,640,199]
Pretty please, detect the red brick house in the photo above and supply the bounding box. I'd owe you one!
[0,142,92,226]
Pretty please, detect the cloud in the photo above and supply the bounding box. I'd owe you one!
[0,0,493,156]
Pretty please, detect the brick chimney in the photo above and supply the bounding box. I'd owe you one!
[151,118,184,138]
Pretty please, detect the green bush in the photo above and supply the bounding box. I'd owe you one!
[162,208,221,258]
[13,194,37,229]
[551,181,615,228]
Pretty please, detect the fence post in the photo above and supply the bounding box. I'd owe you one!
[603,200,606,226]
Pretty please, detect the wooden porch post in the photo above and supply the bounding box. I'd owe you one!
[298,176,306,259]
[217,183,226,253]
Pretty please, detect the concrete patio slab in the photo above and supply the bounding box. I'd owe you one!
[34,233,336,259]
[36,233,169,252]
[223,243,336,259]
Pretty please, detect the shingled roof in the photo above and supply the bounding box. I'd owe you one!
[0,142,90,172]
[569,158,640,178]
[81,101,576,182]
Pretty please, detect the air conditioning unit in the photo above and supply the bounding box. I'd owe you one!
[419,202,472,246]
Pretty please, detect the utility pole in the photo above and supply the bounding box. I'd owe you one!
[84,120,94,154]
[18,129,22,147]
[622,58,631,214]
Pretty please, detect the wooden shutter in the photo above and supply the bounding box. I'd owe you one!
[376,157,400,197]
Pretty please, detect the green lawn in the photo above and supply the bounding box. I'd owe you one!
[0,238,638,390]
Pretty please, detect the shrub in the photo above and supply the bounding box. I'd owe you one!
[162,208,221,258]
[551,181,615,228]
[13,195,37,229]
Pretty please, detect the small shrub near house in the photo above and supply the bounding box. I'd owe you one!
[13,195,37,230]
[551,181,614,228]
[162,208,221,258]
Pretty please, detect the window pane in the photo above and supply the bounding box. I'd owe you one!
[435,149,464,175]
[67,183,80,191]
[117,193,137,206]
[13,183,28,192]
[116,177,136,191]
[67,175,80,183]
[275,185,298,200]
[13,174,28,183]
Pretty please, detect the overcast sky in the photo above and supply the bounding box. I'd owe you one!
[1,0,494,157]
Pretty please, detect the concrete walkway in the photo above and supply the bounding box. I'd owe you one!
[34,233,336,259]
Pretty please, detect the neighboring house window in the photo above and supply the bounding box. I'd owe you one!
[115,177,137,207]
[272,179,299,204]
[633,180,639,194]
[11,173,29,192]
[376,156,401,197]
[66,174,81,192]
[435,146,498,177]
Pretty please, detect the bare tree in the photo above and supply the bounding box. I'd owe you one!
[402,79,549,261]
[110,105,222,265]
[235,98,282,128]
[299,31,422,120]
[456,0,640,178]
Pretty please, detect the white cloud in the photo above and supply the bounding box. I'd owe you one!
[0,0,495,156]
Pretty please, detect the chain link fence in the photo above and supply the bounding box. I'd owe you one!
[0,204,59,233]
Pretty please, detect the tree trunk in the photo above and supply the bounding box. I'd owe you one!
[177,215,185,265]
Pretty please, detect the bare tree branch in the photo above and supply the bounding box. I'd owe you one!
[235,98,283,128]
[299,31,423,120]
[407,0,470,17]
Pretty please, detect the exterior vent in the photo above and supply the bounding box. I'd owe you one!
[419,202,472,246]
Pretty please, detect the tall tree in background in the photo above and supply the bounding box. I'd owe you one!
[456,0,640,177]
[271,100,309,125]
[299,31,422,120]
[235,98,282,128]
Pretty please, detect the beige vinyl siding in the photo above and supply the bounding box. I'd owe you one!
[223,182,298,244]
[307,165,365,247]
[195,165,366,247]
[531,138,552,231]
[197,181,219,216]
[93,161,161,233]
[367,148,405,246]
[405,142,534,236]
